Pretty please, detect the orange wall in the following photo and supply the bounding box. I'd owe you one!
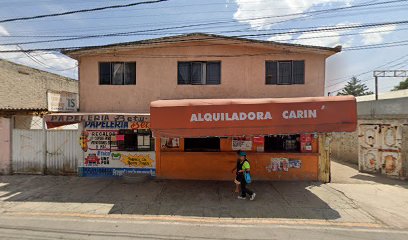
[77,41,330,113]
[159,152,318,181]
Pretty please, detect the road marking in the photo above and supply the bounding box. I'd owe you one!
[3,211,387,230]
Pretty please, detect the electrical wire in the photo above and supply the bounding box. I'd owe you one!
[1,20,407,47]
[0,0,169,23]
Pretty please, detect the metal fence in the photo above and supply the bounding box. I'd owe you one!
[12,129,81,175]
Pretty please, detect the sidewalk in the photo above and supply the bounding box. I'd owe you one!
[329,160,408,229]
[0,160,407,229]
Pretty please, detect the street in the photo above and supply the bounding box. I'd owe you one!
[0,213,408,240]
[0,160,407,239]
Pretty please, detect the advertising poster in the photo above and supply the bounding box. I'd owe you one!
[289,159,302,169]
[161,137,180,150]
[79,122,156,177]
[266,158,289,172]
[232,137,252,151]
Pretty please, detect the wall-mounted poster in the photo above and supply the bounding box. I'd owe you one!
[232,137,252,151]
[266,158,289,172]
[289,159,302,169]
[161,137,180,150]
[253,136,265,152]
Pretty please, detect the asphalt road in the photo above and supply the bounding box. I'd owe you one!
[0,214,407,240]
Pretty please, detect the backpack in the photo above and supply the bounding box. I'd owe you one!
[243,159,252,184]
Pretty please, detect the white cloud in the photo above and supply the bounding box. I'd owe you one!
[291,23,356,48]
[0,25,10,36]
[233,0,353,29]
[268,33,293,42]
[361,25,397,45]
[293,31,342,47]
[0,45,78,79]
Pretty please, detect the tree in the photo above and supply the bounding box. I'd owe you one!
[336,77,374,96]
[392,78,408,91]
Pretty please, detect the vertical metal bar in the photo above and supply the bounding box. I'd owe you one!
[42,116,47,175]
[375,76,379,100]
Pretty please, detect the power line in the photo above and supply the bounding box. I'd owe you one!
[1,19,407,47]
[0,0,169,23]
[326,53,408,88]
[1,0,405,36]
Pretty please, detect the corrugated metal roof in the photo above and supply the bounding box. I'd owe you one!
[63,33,342,57]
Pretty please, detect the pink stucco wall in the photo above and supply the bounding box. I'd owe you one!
[77,41,333,113]
[0,117,11,174]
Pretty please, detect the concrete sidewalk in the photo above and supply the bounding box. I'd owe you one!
[329,160,408,229]
[0,160,407,229]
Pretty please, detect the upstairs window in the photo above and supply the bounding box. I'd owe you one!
[266,60,305,85]
[178,61,221,85]
[99,62,136,85]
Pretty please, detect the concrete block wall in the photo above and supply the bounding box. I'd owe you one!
[331,131,359,165]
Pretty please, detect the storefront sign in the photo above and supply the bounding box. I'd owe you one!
[47,91,78,112]
[81,129,155,168]
[46,114,150,124]
[79,167,156,177]
[87,130,117,151]
[232,137,252,151]
[150,96,357,137]
[191,112,272,122]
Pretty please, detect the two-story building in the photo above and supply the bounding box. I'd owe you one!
[46,33,356,182]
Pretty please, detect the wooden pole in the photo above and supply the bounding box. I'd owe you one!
[318,133,331,183]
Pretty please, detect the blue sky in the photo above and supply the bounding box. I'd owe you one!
[0,0,407,95]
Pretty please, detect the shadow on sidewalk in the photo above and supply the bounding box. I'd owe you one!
[332,160,408,189]
[0,175,341,219]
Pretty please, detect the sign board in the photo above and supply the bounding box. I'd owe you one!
[47,91,78,112]
[150,96,357,137]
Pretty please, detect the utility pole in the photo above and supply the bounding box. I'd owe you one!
[373,70,408,100]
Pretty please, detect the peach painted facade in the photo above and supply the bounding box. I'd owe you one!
[68,35,337,113]
[0,117,11,174]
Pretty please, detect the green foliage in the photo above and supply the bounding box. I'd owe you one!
[392,78,408,91]
[336,77,374,96]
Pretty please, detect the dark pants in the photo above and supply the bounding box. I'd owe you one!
[239,174,254,197]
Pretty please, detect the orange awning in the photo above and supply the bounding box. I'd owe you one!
[150,96,357,137]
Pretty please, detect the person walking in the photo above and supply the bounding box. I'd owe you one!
[236,151,256,201]
[231,153,241,193]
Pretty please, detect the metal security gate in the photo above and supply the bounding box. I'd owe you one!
[12,129,81,175]
[359,123,403,177]
[46,130,80,175]
[12,129,45,174]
